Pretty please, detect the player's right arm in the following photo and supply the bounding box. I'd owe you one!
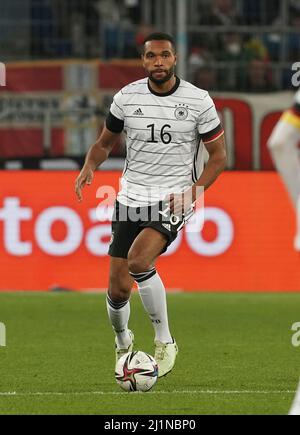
[75,89,125,202]
[75,126,121,202]
[268,90,300,151]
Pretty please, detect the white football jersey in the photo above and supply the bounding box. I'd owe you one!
[108,76,222,207]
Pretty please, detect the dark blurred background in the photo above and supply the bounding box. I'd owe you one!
[1,0,299,90]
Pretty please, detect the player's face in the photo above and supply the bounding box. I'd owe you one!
[142,40,177,84]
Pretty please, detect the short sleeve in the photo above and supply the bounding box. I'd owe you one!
[109,90,124,121]
[197,94,221,135]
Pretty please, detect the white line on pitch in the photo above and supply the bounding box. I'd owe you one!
[289,380,300,415]
[0,390,296,397]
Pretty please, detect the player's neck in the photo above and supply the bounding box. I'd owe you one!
[148,75,177,95]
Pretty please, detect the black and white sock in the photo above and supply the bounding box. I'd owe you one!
[129,268,172,344]
[106,294,131,349]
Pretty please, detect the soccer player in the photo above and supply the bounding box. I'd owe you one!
[75,33,226,377]
[268,89,300,251]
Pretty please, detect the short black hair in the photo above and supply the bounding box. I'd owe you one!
[143,32,176,53]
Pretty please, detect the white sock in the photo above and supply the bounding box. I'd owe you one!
[106,294,131,349]
[129,268,173,344]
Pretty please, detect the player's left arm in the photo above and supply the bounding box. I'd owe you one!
[170,93,227,215]
[191,132,227,200]
[169,132,226,215]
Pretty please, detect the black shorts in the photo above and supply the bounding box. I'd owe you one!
[108,200,192,259]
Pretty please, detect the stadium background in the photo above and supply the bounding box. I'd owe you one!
[1,0,299,292]
[1,0,300,417]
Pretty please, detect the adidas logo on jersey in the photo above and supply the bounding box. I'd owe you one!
[162,223,172,231]
[133,108,144,116]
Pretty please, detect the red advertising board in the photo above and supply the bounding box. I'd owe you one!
[0,171,299,292]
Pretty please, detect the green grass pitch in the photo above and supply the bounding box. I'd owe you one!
[0,291,299,415]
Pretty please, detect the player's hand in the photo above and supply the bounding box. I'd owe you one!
[168,189,194,216]
[75,165,94,202]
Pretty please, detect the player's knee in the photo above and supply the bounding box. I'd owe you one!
[108,278,131,302]
[127,252,151,274]
[108,287,130,303]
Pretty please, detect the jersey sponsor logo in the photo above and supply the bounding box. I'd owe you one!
[133,108,144,116]
[174,105,188,120]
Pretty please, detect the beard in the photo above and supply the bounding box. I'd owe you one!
[148,66,175,84]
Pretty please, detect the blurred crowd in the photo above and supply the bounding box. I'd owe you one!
[2,0,300,91]
[188,0,300,91]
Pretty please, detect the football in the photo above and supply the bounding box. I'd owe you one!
[115,351,158,392]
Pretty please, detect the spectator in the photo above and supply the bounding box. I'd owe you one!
[241,0,280,25]
[265,1,300,62]
[124,0,141,24]
[199,0,244,55]
[244,36,270,60]
[287,6,300,62]
[95,0,121,58]
[30,0,56,58]
[216,33,252,90]
[193,65,218,91]
[187,45,215,83]
[242,58,275,92]
[134,23,155,57]
[199,0,244,26]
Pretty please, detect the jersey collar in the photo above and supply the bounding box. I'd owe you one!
[148,75,180,97]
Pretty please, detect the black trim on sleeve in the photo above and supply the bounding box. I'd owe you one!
[200,123,223,142]
[106,111,124,133]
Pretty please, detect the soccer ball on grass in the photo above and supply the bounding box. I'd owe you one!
[115,351,158,392]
